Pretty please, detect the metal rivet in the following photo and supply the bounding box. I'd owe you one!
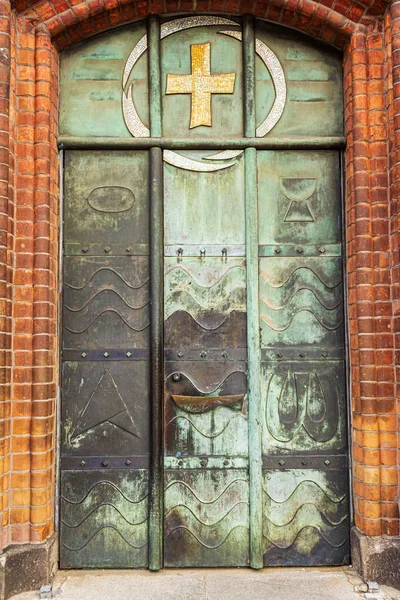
[103,351,109,358]
[126,246,132,253]
[177,352,183,358]
[81,352,87,358]
[221,351,228,359]
[200,459,208,467]
[104,246,111,253]
[319,246,326,254]
[296,246,304,254]
[275,246,282,254]
[200,247,206,257]
[80,460,86,467]
[125,459,131,466]
[177,247,183,256]
[279,459,285,466]
[321,351,328,358]
[302,460,308,466]
[222,248,227,257]
[178,460,183,467]
[277,352,283,358]
[126,351,132,357]
[324,459,330,466]
[223,459,230,466]
[82,247,88,253]
[102,460,109,467]
[173,373,181,381]
[200,350,208,358]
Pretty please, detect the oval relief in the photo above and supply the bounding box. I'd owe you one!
[87,186,135,213]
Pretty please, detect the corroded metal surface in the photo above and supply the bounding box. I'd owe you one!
[258,150,348,567]
[262,469,349,566]
[60,470,149,568]
[163,159,249,565]
[164,470,250,567]
[60,17,347,571]
[61,151,151,568]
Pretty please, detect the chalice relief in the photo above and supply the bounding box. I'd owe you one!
[281,177,317,223]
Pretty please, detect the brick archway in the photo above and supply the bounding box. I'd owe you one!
[0,0,400,594]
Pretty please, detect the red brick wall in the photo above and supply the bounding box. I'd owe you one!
[0,8,59,548]
[0,0,398,549]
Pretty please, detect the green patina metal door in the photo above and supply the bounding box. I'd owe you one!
[59,15,349,570]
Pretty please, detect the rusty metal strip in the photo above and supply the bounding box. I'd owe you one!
[164,456,249,470]
[149,146,164,571]
[63,349,150,361]
[58,136,347,150]
[164,244,245,257]
[61,456,150,469]
[261,348,344,361]
[64,243,149,257]
[258,244,341,257]
[262,454,347,470]
[243,14,263,571]
[165,348,248,361]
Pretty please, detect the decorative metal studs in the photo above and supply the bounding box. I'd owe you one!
[103,352,109,358]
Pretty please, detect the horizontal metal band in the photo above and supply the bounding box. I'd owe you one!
[261,348,344,362]
[259,244,342,257]
[64,243,149,257]
[61,455,150,470]
[62,349,150,361]
[164,244,245,257]
[58,136,346,150]
[262,454,347,470]
[164,456,248,470]
[165,348,247,361]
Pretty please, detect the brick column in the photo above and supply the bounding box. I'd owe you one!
[0,0,12,556]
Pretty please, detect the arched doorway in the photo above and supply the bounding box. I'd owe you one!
[59,15,348,570]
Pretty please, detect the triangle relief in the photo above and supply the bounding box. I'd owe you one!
[71,369,140,439]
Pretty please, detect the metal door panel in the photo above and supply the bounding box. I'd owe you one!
[255,22,343,138]
[164,469,249,567]
[258,150,348,566]
[61,149,151,569]
[261,360,347,455]
[59,21,148,138]
[165,360,248,457]
[60,470,149,568]
[262,468,349,566]
[164,157,245,247]
[259,257,344,352]
[64,151,149,247]
[257,151,340,247]
[63,256,150,349]
[62,360,150,457]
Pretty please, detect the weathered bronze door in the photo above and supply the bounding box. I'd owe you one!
[59,15,349,569]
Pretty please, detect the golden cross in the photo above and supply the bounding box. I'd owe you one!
[166,43,236,129]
